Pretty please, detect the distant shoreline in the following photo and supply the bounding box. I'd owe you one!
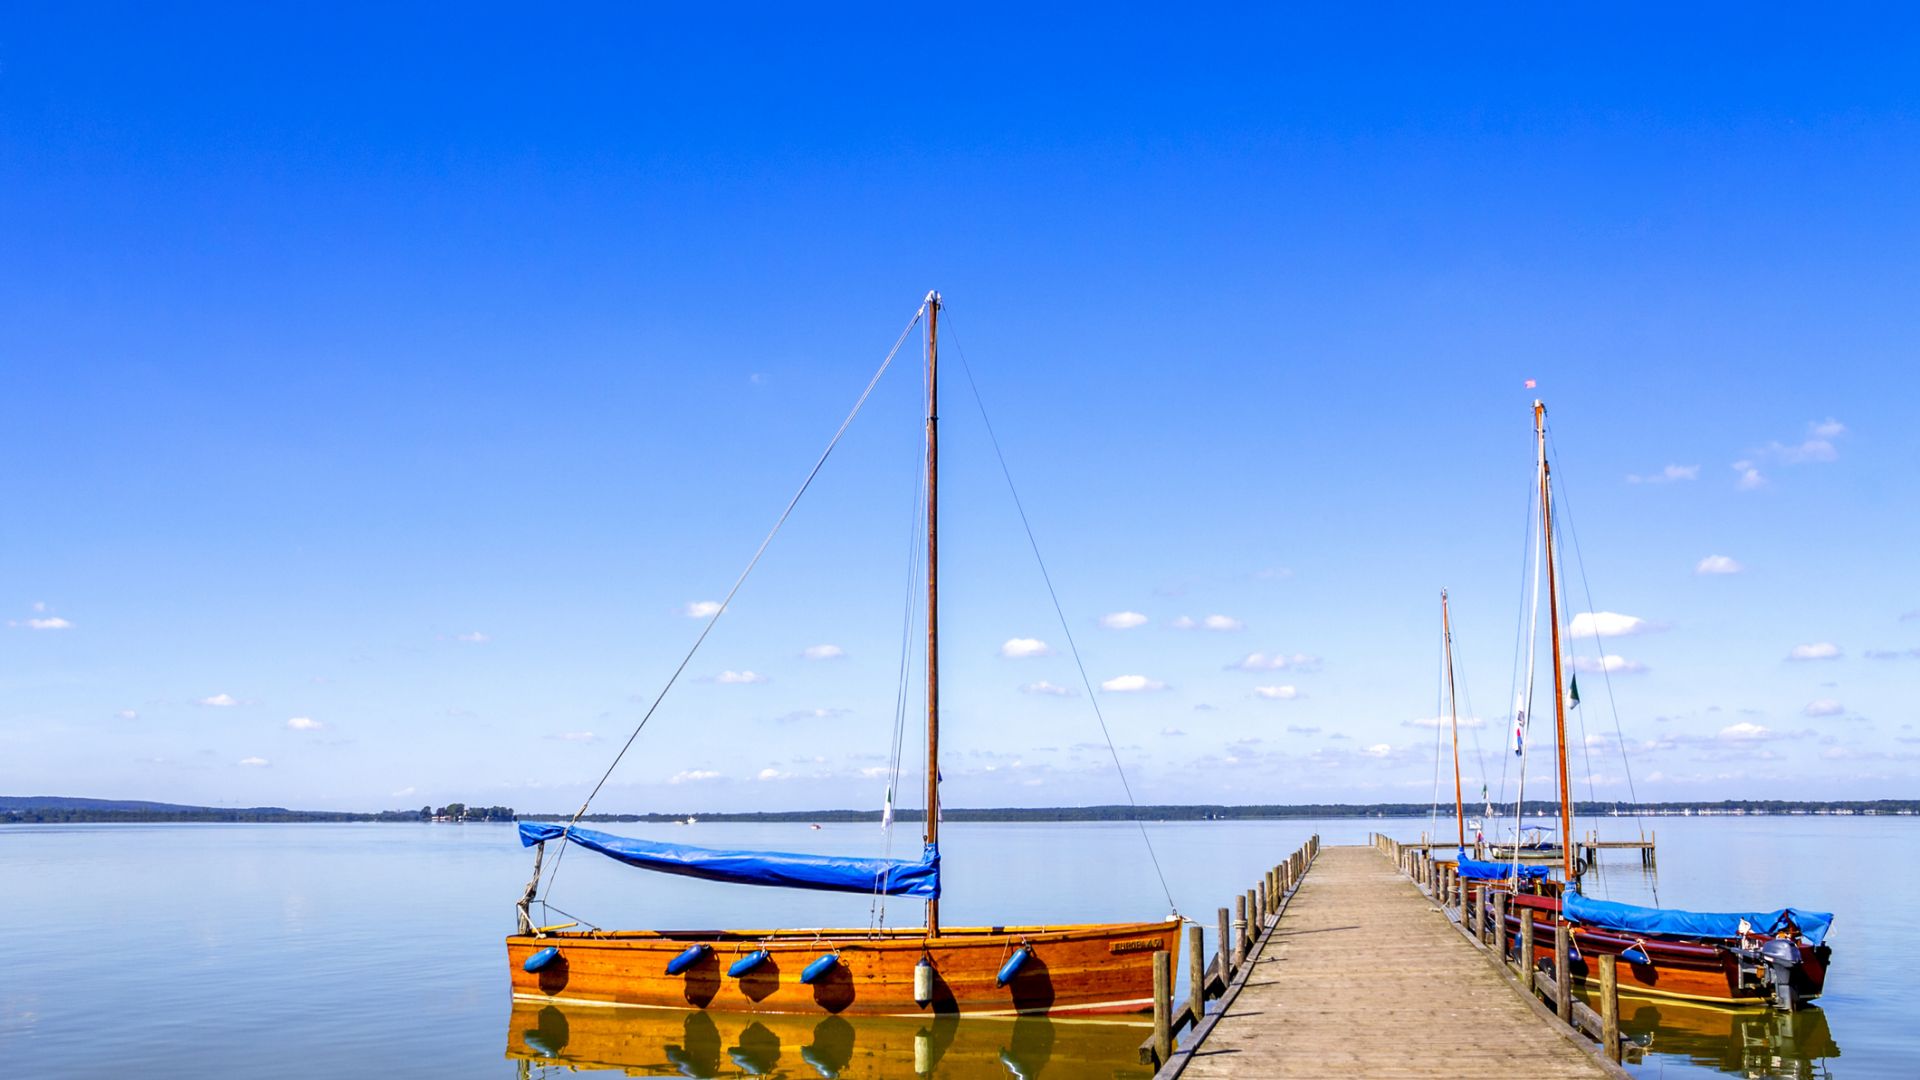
[5,796,1916,824]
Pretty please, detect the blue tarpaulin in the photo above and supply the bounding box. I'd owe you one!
[518,822,940,899]
[1564,891,1832,946]
[1455,850,1550,881]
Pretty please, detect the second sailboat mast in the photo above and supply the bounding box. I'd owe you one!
[1443,589,1464,849]
[1535,400,1576,884]
[924,291,942,936]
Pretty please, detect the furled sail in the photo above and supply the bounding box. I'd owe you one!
[1563,891,1832,946]
[519,822,940,899]
[1454,850,1549,881]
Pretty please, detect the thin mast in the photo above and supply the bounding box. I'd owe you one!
[923,290,942,936]
[1443,589,1465,849]
[1536,400,1576,884]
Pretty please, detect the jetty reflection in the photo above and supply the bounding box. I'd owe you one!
[1621,997,1839,1079]
[506,1000,1153,1078]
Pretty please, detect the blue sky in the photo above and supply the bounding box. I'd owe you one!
[3,5,1916,813]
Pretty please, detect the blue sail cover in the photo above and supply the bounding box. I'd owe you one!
[1455,849,1550,881]
[1563,891,1832,947]
[519,822,940,899]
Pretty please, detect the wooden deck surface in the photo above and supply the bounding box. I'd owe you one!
[1179,845,1610,1078]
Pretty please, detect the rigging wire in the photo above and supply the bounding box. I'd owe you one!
[1497,477,1538,825]
[1546,427,1658,904]
[943,313,1179,915]
[872,418,928,931]
[541,302,929,899]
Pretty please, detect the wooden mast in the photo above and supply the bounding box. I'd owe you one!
[924,290,942,936]
[1535,400,1576,884]
[1443,589,1465,849]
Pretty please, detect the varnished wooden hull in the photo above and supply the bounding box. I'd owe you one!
[504,999,1154,1077]
[506,920,1180,1017]
[1501,895,1829,1008]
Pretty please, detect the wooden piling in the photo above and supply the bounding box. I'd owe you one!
[1598,952,1620,1063]
[1553,921,1573,1022]
[1518,908,1535,978]
[1257,880,1269,923]
[1152,949,1173,1064]
[1232,894,1248,966]
[1466,884,1480,939]
[1492,892,1508,959]
[1217,906,1232,981]
[1187,923,1206,1025]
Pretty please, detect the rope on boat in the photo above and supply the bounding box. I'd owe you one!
[540,300,930,900]
[943,312,1179,917]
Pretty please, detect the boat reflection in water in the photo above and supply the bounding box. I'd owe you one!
[1618,997,1840,1079]
[506,1000,1153,1078]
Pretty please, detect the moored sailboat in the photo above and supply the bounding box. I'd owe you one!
[504,292,1178,1017]
[1489,400,1832,1010]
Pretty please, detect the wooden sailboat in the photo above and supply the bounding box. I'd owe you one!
[504,292,1179,1017]
[1488,400,1832,1010]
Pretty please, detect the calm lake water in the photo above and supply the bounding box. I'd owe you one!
[0,816,1908,1078]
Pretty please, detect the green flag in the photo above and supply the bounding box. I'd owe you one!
[1569,674,1581,709]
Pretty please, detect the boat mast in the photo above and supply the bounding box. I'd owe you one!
[924,290,942,936]
[1536,400,1576,884]
[1443,589,1465,850]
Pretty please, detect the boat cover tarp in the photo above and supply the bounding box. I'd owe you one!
[518,822,940,899]
[1455,849,1550,881]
[1564,890,1832,946]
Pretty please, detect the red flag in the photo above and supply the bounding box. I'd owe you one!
[1524,378,1537,389]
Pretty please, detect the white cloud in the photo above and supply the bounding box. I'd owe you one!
[1627,464,1700,484]
[775,707,851,723]
[1020,681,1075,697]
[1739,420,1847,486]
[1403,715,1487,728]
[455,631,490,644]
[1161,727,1186,737]
[1100,611,1149,630]
[10,616,74,630]
[548,731,598,742]
[1787,642,1841,662]
[1169,616,1196,629]
[1567,612,1653,638]
[1694,555,1743,576]
[391,786,416,798]
[756,768,789,781]
[859,766,891,779]
[1733,461,1766,490]
[1718,722,1770,741]
[669,769,720,784]
[117,709,138,720]
[237,756,270,767]
[285,716,323,731]
[712,670,768,684]
[1361,743,1393,758]
[1227,651,1321,672]
[196,693,241,707]
[1810,418,1846,439]
[999,638,1052,659]
[1803,699,1845,718]
[1202,614,1244,631]
[681,600,722,618]
[1101,674,1167,693]
[801,644,845,661]
[1253,685,1299,700]
[1572,654,1648,675]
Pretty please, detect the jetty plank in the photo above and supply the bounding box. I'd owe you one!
[1178,846,1611,1078]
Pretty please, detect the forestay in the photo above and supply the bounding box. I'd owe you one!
[1563,890,1832,946]
[519,822,940,899]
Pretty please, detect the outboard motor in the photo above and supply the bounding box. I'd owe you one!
[1758,937,1802,1011]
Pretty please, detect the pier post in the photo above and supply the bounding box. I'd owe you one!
[1232,895,1247,967]
[1217,906,1232,980]
[1518,909,1535,978]
[1188,923,1206,1026]
[1257,879,1269,923]
[1492,892,1508,959]
[1553,921,1573,1022]
[1598,952,1620,1063]
[1466,884,1480,940]
[1152,949,1173,1065]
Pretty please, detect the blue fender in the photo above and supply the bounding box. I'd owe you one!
[995,946,1032,987]
[729,949,771,977]
[665,943,711,975]
[800,952,840,984]
[523,946,561,973]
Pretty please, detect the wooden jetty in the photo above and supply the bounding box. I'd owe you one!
[1144,839,1629,1079]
